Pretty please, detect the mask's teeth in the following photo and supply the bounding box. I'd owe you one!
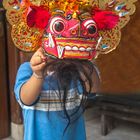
[48,33,55,48]
[65,46,71,51]
[57,45,64,58]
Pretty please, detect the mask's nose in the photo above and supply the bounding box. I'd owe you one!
[68,22,81,37]
[61,19,80,38]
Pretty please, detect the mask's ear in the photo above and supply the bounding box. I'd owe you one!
[27,6,51,29]
[92,9,119,30]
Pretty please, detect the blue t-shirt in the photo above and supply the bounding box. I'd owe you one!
[14,62,86,140]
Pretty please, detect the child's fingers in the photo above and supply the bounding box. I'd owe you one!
[33,49,46,63]
[30,55,43,66]
[36,48,46,60]
[30,47,47,67]
[32,62,46,71]
[35,53,47,62]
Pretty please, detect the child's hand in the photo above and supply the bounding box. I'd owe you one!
[30,48,47,77]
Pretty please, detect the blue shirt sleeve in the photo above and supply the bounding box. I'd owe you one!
[14,62,33,108]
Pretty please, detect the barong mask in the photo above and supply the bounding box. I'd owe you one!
[3,0,137,60]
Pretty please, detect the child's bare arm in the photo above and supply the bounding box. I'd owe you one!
[20,48,47,105]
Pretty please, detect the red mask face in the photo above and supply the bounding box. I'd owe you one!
[42,13,99,60]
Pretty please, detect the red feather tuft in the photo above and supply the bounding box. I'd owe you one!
[92,9,119,30]
[27,6,51,29]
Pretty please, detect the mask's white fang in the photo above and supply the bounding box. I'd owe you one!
[57,46,64,58]
[48,33,55,48]
[96,36,102,49]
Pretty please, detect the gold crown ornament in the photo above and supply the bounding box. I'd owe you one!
[3,0,137,60]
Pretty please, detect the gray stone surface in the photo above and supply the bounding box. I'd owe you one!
[2,137,14,140]
[85,107,140,140]
[11,123,23,140]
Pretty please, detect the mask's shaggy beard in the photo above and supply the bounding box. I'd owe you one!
[44,58,94,134]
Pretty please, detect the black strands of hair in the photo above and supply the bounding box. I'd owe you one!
[44,58,95,135]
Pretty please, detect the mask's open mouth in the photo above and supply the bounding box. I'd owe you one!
[42,33,98,59]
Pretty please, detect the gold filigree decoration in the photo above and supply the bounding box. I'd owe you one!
[98,27,121,54]
[94,0,137,55]
[12,22,43,51]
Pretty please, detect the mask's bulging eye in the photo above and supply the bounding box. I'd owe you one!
[87,25,97,34]
[82,19,97,36]
[54,21,64,32]
[49,17,66,34]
